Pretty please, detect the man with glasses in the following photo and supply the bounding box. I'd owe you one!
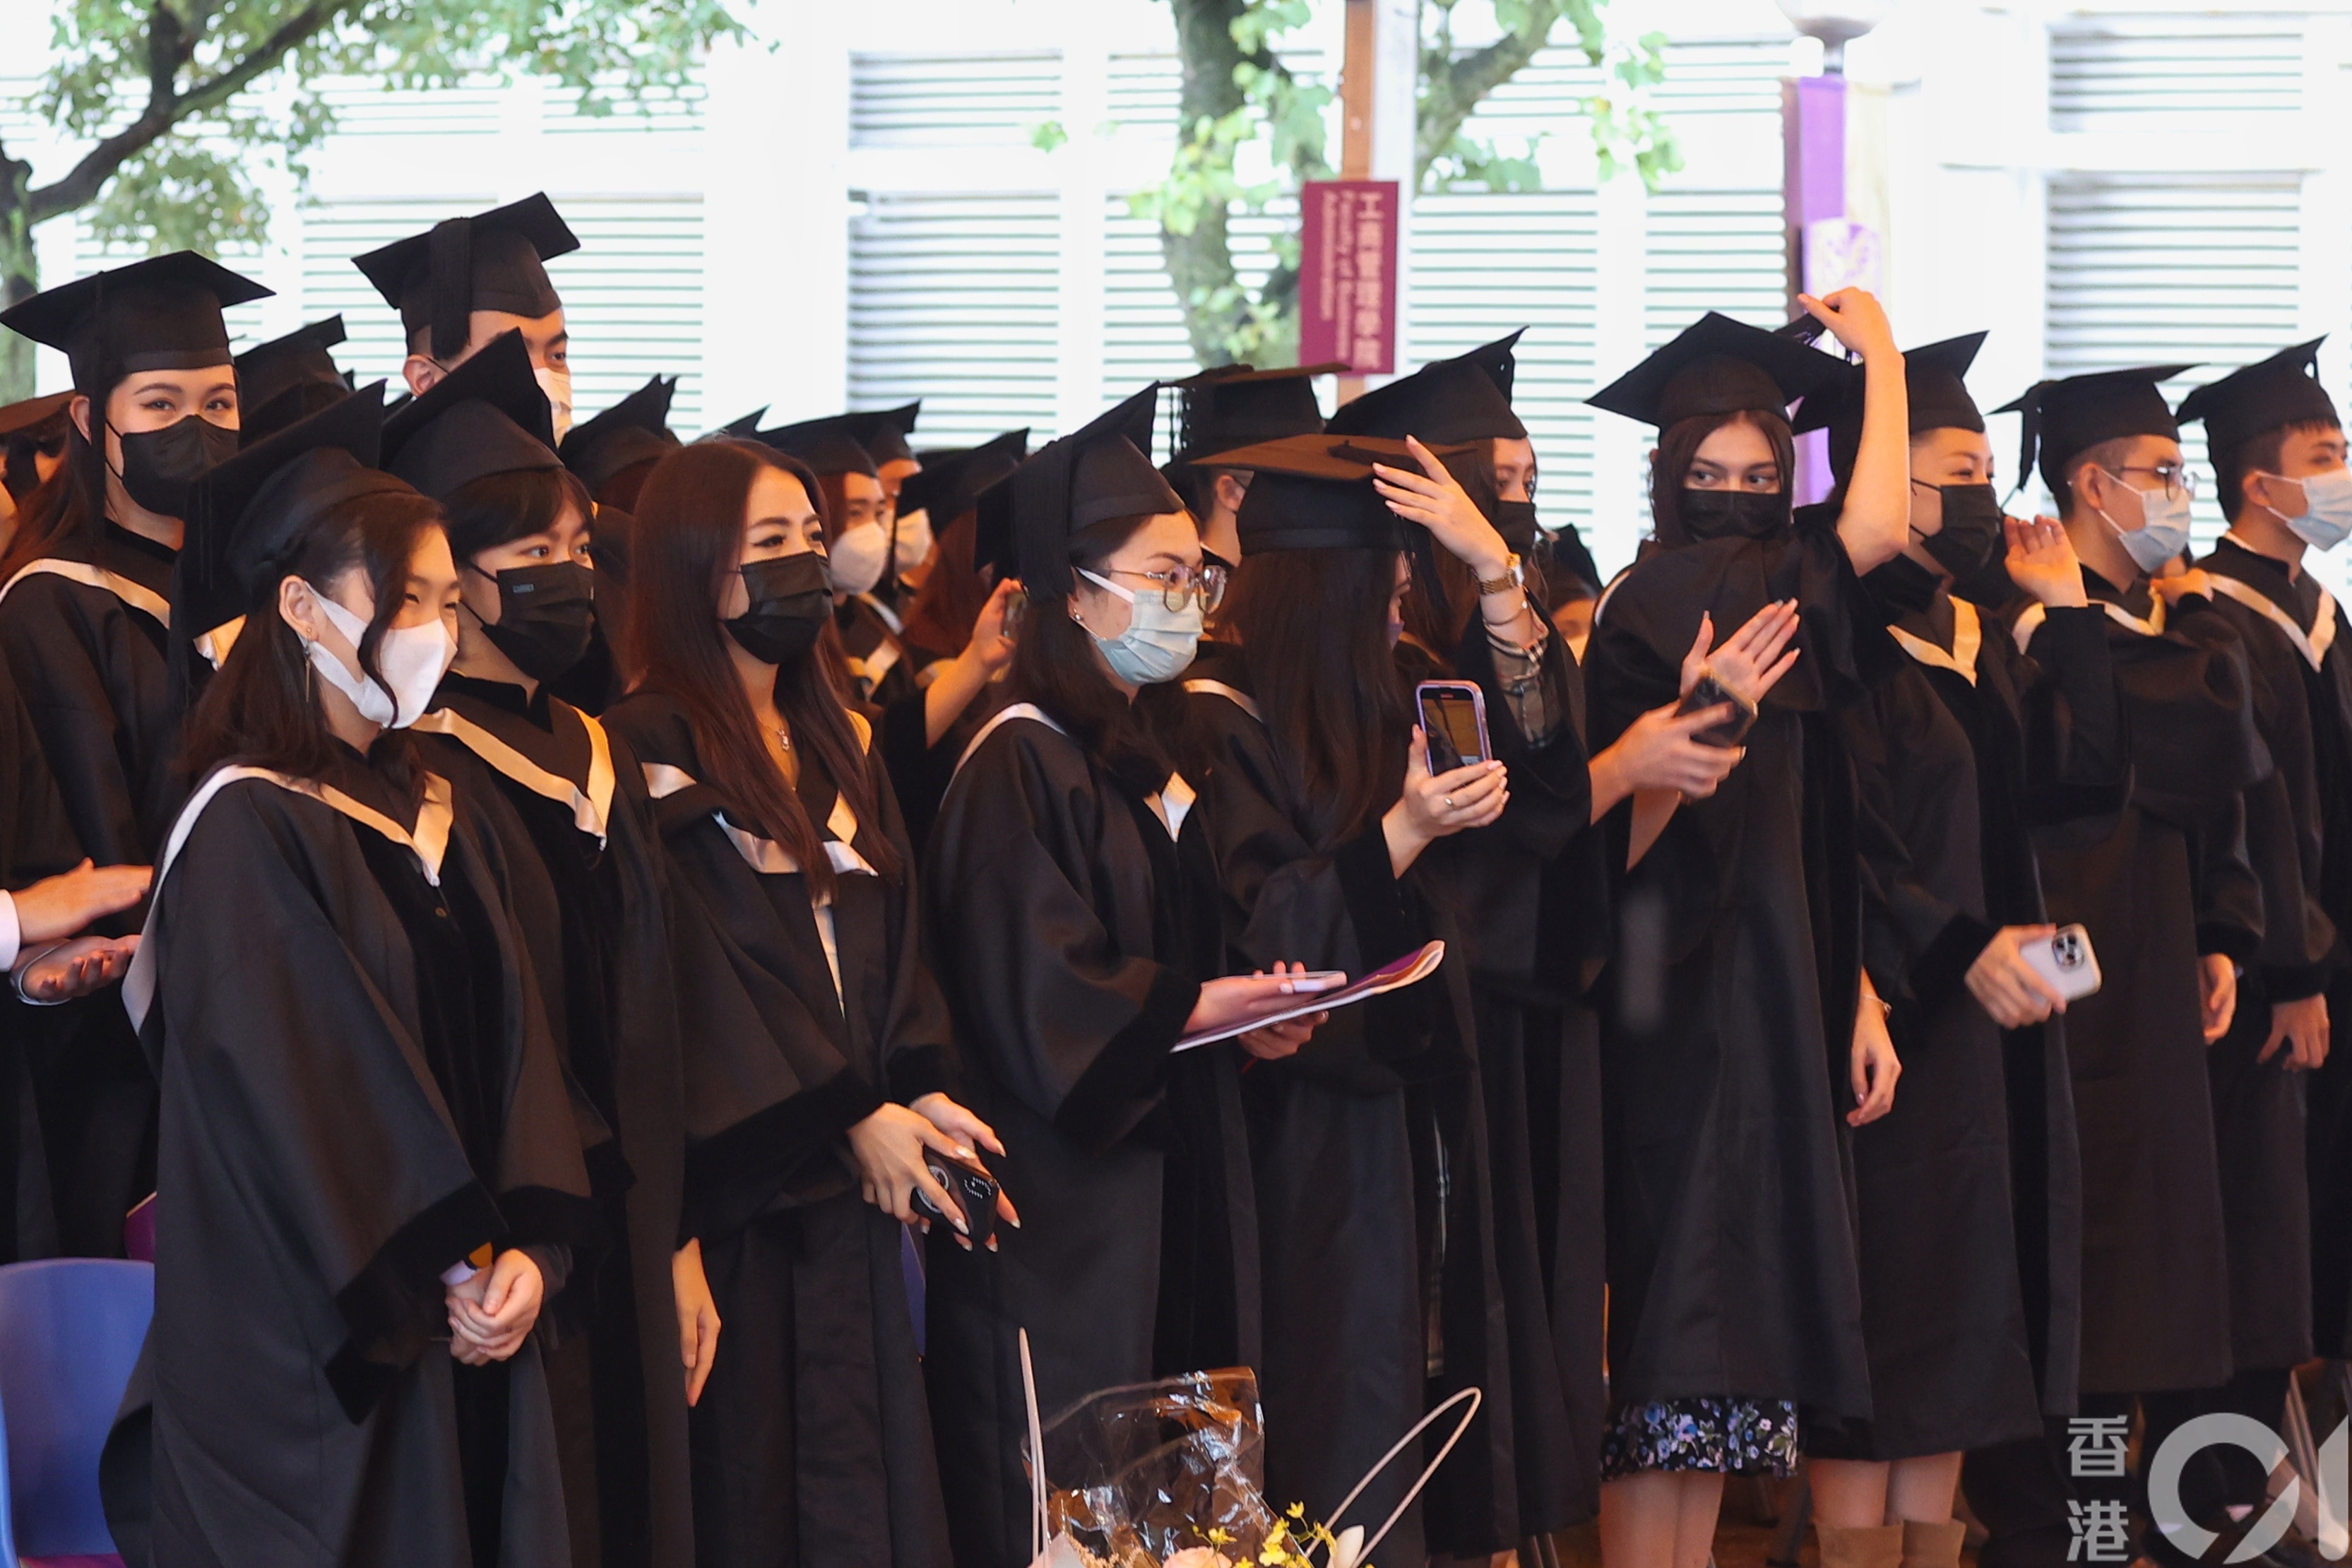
[1972,364,2269,1565]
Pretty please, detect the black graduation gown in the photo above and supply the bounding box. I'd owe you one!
[920,703,1260,1568]
[2197,537,2345,1370]
[1403,610,1610,1535]
[600,691,953,1568]
[415,675,693,1568]
[0,522,182,1257]
[1184,646,1500,1567]
[1836,586,2122,1456]
[131,752,594,1567]
[2001,570,2264,1394]
[1580,518,1877,1421]
[0,650,83,1263]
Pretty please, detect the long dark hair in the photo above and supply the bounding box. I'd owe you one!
[1648,408,1795,546]
[1006,513,1175,800]
[439,465,594,563]
[1399,446,1502,652]
[178,489,445,799]
[1219,545,1410,847]
[622,441,897,891]
[900,506,987,661]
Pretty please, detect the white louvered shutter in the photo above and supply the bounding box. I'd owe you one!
[848,193,1064,447]
[850,52,1061,149]
[299,196,493,389]
[1406,192,1603,516]
[2048,15,2305,133]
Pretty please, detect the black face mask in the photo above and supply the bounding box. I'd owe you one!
[1492,498,1541,555]
[725,553,833,665]
[475,561,596,683]
[1677,487,1790,542]
[1867,552,1944,619]
[1913,482,2004,579]
[111,413,239,517]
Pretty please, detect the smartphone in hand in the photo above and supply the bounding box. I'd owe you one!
[1416,680,1491,771]
[1675,672,1758,749]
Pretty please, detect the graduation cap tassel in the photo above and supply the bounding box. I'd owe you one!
[428,219,473,364]
[2012,383,2048,508]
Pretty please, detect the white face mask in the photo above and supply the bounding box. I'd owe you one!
[2257,467,2352,552]
[535,364,574,445]
[304,590,456,730]
[893,506,933,575]
[828,520,891,597]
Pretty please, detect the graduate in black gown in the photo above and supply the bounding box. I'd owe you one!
[379,333,702,1568]
[759,415,919,707]
[1971,363,2267,1561]
[921,399,1321,1568]
[602,439,978,1568]
[2173,340,2352,1543]
[121,398,593,1566]
[1317,340,1748,1550]
[0,653,150,1264]
[1785,335,2125,1568]
[352,191,580,427]
[878,430,1030,852]
[1160,363,1336,569]
[1172,432,1528,1563]
[1579,293,1912,1568]
[0,251,270,1257]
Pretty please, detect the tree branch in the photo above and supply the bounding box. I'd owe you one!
[28,0,348,224]
[1415,0,1560,188]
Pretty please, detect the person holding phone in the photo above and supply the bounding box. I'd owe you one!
[921,388,1324,1568]
[1786,334,2127,1568]
[1579,292,1909,1568]
[604,438,991,1568]
[1318,345,1767,1550]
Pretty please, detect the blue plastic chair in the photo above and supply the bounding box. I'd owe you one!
[0,1259,153,1567]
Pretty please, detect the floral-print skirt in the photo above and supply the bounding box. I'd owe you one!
[1599,1396,1802,1480]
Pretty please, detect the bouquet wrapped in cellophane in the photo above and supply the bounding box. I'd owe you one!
[1016,1331,1480,1568]
[1028,1368,1353,1568]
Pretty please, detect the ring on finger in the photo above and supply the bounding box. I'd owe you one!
[1442,795,1454,809]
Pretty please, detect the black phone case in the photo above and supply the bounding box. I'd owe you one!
[1678,675,1758,748]
[913,1153,999,1247]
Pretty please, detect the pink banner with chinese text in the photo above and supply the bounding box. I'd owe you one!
[1299,179,1400,375]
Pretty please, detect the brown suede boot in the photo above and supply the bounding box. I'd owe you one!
[1817,1521,1908,1568]
[1900,1518,1970,1568]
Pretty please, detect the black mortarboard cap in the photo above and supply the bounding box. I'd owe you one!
[1,251,272,392]
[1169,364,1341,465]
[1208,433,1480,554]
[984,385,1176,594]
[0,391,73,439]
[1993,363,2193,500]
[1588,311,1846,429]
[350,194,578,362]
[1461,330,1524,403]
[754,412,879,477]
[1543,523,1603,597]
[2175,338,2339,488]
[1326,355,1526,444]
[379,328,560,499]
[708,408,768,441]
[843,403,920,466]
[561,374,679,494]
[896,429,1028,525]
[1792,331,1989,485]
[179,381,408,637]
[234,316,353,446]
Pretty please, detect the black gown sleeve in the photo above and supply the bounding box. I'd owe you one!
[924,721,1199,1153]
[0,575,168,872]
[1446,594,1593,858]
[2009,604,2130,826]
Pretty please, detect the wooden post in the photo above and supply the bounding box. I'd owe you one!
[1337,0,1378,401]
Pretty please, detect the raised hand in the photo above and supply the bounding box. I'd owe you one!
[2002,515,2089,609]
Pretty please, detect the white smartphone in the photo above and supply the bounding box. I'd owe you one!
[2022,923,2102,1002]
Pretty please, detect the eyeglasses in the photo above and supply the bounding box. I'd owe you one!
[1098,563,1228,614]
[2108,464,2196,501]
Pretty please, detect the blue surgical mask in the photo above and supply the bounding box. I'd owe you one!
[2260,467,2352,552]
[2098,475,2192,576]
[1077,568,1202,687]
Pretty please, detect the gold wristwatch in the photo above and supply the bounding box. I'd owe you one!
[1477,552,1524,595]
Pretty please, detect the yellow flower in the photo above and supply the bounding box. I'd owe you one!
[1285,1503,1306,1520]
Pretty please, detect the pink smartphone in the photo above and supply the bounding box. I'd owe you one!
[1416,679,1491,770]
[1278,971,1348,994]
